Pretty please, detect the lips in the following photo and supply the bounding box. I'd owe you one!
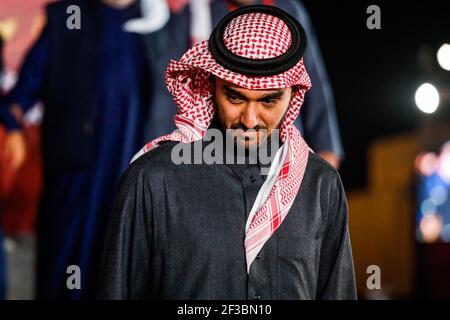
[232,129,259,139]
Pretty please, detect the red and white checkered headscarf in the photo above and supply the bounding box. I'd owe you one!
[132,5,312,273]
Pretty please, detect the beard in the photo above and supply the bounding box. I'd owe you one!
[210,113,282,167]
[227,122,270,149]
[213,113,280,153]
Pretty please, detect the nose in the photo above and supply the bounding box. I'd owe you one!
[240,103,259,129]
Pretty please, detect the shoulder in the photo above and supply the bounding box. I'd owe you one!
[306,152,348,225]
[122,141,182,182]
[304,151,346,206]
[132,141,179,166]
[306,151,341,183]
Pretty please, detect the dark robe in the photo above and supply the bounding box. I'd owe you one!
[5,1,149,299]
[97,127,357,300]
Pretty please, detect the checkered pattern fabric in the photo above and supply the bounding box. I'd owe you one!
[224,13,292,59]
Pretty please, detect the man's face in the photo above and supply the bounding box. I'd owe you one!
[214,77,292,148]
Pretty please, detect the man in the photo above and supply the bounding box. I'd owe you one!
[98,5,356,299]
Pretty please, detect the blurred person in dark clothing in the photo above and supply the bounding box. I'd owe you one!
[0,0,173,299]
[0,33,8,300]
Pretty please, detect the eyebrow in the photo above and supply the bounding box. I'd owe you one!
[223,86,248,100]
[223,85,284,101]
[260,91,284,101]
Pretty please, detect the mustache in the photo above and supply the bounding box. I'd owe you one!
[229,123,268,131]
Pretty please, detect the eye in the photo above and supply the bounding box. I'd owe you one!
[262,98,277,105]
[228,95,244,104]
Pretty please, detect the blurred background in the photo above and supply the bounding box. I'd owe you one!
[0,0,450,299]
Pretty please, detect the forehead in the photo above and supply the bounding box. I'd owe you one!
[215,77,290,96]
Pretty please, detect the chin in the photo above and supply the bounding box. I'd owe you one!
[235,137,266,149]
[237,141,257,149]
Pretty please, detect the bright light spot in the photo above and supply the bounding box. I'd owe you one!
[419,213,443,243]
[437,43,450,71]
[415,152,437,176]
[442,224,450,242]
[430,185,448,206]
[415,83,440,114]
[437,142,450,182]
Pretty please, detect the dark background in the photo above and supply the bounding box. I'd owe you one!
[302,0,450,190]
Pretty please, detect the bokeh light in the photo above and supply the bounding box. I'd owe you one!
[415,152,438,176]
[437,43,450,71]
[441,224,450,242]
[430,185,448,206]
[415,83,440,114]
[437,143,450,182]
[419,213,443,243]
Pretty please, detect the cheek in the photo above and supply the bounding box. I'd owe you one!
[277,98,292,123]
[216,97,242,123]
[260,103,290,128]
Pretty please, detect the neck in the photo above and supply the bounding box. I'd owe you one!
[102,0,136,9]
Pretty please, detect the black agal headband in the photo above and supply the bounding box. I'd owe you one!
[208,5,307,77]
